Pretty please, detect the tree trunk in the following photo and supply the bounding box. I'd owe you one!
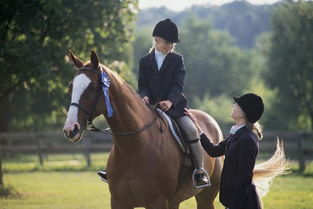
[0,99,10,132]
[0,98,10,186]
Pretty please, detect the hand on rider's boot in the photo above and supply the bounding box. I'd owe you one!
[142,96,150,104]
[158,100,172,111]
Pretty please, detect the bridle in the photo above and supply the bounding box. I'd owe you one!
[69,66,165,136]
[70,66,102,128]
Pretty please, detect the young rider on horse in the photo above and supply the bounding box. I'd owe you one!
[185,93,264,209]
[98,18,209,189]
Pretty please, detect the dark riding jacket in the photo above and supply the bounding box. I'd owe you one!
[138,49,187,118]
[200,126,261,209]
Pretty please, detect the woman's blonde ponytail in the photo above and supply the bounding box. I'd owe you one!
[247,122,263,140]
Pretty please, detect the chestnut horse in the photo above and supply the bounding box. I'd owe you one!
[63,50,223,209]
[63,50,287,209]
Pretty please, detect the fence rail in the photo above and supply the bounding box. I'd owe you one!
[0,131,312,171]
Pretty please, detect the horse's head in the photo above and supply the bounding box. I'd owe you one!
[63,50,107,142]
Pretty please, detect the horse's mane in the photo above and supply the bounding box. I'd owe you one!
[100,63,144,104]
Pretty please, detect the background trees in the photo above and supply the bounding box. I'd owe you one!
[265,1,313,130]
[1,0,312,132]
[132,1,313,131]
[0,0,138,131]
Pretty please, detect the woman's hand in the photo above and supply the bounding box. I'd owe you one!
[158,100,173,111]
[184,108,203,134]
[142,96,150,104]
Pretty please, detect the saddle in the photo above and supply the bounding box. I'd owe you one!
[155,108,192,165]
[155,108,210,188]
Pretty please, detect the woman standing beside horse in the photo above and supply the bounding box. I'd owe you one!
[185,93,288,209]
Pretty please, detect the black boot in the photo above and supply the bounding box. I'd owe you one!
[97,171,108,183]
[189,139,211,189]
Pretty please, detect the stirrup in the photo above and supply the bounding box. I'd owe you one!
[192,168,211,189]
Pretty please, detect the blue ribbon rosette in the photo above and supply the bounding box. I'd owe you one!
[101,71,114,117]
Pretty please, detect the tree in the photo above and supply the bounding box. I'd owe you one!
[136,1,273,49]
[0,0,138,187]
[266,1,313,130]
[176,16,254,103]
[131,28,153,79]
[0,0,138,131]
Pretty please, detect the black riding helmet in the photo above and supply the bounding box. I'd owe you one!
[233,93,264,123]
[152,18,180,43]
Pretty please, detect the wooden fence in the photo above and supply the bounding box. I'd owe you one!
[0,131,312,171]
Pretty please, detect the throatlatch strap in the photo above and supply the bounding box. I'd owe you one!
[189,138,200,144]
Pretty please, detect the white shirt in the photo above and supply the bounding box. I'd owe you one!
[229,125,245,135]
[154,49,167,70]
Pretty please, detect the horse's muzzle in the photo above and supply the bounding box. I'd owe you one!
[63,124,82,143]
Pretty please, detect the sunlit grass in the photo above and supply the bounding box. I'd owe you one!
[1,153,312,209]
[3,153,109,172]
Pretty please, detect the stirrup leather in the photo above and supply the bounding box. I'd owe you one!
[192,168,211,189]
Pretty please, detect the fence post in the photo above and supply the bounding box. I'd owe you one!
[84,133,91,167]
[36,133,44,166]
[298,133,306,172]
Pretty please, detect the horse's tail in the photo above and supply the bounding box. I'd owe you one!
[253,139,288,199]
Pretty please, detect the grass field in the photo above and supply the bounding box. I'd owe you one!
[0,153,312,209]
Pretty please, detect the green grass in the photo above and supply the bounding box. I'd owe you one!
[1,153,312,209]
[3,153,110,172]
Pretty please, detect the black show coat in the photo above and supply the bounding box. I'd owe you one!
[200,126,261,209]
[138,49,187,118]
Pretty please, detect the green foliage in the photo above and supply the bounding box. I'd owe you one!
[131,28,153,76]
[176,16,254,100]
[266,1,313,130]
[246,33,281,130]
[137,1,273,48]
[131,15,270,128]
[0,0,138,131]
[194,94,233,131]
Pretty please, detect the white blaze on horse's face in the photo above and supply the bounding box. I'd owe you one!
[63,73,91,142]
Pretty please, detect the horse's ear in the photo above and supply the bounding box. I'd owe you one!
[90,50,99,69]
[68,50,83,68]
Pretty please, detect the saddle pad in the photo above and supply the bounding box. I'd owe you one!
[156,109,188,153]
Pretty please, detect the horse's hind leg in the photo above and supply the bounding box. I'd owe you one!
[169,202,180,209]
[195,157,222,209]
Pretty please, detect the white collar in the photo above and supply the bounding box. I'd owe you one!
[155,48,167,56]
[230,124,245,135]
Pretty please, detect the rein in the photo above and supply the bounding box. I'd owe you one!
[70,66,166,136]
[88,110,161,136]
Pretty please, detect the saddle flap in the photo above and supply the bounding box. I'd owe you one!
[155,109,189,153]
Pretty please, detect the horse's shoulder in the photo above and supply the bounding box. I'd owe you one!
[190,109,214,123]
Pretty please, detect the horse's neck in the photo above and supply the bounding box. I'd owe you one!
[106,75,154,134]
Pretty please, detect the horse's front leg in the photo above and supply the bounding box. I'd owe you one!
[111,195,134,209]
[146,196,169,209]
